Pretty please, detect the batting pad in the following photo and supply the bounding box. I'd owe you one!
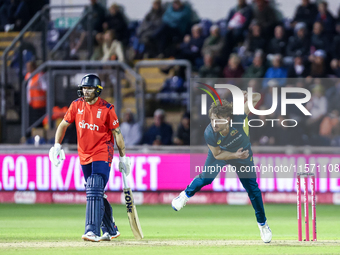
[101,197,118,235]
[85,174,105,236]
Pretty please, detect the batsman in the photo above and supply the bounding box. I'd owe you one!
[172,91,272,243]
[49,74,131,242]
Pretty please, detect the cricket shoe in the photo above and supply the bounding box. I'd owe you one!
[100,226,121,241]
[258,221,272,243]
[100,231,121,241]
[82,231,101,242]
[172,191,190,211]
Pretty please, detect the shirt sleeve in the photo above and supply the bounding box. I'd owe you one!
[204,125,217,147]
[107,106,120,130]
[64,102,76,123]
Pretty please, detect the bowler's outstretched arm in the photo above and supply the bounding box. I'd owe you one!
[244,91,261,115]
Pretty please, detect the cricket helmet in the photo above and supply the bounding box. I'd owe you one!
[77,74,103,98]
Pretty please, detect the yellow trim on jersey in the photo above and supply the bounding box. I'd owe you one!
[244,116,249,136]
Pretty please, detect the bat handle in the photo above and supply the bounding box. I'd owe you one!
[122,171,129,189]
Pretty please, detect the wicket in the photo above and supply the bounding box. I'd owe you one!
[297,172,316,241]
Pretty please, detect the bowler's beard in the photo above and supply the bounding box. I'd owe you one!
[212,126,221,132]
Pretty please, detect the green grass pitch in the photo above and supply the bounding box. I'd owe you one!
[0,203,339,254]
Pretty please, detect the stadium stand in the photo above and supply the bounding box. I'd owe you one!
[0,0,340,146]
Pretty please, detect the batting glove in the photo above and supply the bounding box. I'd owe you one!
[119,155,131,176]
[49,143,66,167]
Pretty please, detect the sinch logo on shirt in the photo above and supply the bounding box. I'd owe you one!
[79,120,99,131]
[113,119,119,126]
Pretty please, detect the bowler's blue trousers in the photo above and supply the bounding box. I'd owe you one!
[186,150,266,223]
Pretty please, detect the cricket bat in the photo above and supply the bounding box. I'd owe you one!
[122,172,144,240]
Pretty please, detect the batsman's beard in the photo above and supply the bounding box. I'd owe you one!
[84,94,96,102]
